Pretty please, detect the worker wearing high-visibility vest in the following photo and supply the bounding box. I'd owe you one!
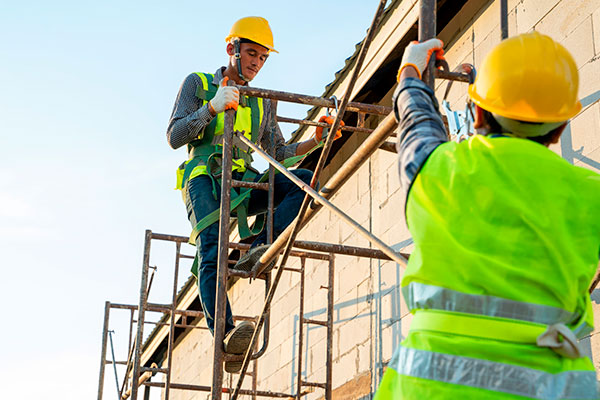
[375,32,600,399]
[166,17,342,373]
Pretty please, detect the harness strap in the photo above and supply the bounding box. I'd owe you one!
[248,96,260,143]
[195,85,217,102]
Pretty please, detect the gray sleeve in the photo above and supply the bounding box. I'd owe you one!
[393,77,448,200]
[259,99,299,161]
[166,73,215,150]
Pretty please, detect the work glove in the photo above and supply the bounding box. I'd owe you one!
[397,38,445,81]
[208,77,239,114]
[314,115,344,143]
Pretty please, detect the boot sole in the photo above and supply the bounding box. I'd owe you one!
[233,245,277,273]
[224,322,255,374]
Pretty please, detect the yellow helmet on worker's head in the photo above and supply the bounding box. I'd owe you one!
[225,16,278,53]
[468,31,581,131]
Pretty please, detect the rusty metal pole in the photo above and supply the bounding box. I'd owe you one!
[119,308,136,397]
[131,229,152,400]
[108,330,120,396]
[97,301,110,400]
[589,262,600,293]
[419,0,437,89]
[500,0,508,40]
[268,100,277,245]
[311,0,388,189]
[165,242,182,399]
[211,100,236,400]
[235,133,406,266]
[237,86,390,116]
[255,113,398,272]
[325,255,335,400]
[276,116,374,134]
[296,258,306,400]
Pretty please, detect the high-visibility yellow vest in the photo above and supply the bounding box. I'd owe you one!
[175,72,264,190]
[376,135,600,399]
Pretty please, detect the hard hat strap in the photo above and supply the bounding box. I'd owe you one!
[233,39,251,83]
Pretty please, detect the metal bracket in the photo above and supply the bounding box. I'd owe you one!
[439,63,477,142]
[441,100,476,142]
[322,96,339,140]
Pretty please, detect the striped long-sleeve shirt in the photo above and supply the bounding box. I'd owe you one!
[166,67,299,162]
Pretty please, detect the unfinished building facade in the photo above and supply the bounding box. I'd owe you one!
[100,0,600,399]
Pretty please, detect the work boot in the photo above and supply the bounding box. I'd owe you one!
[223,321,255,373]
[232,244,277,273]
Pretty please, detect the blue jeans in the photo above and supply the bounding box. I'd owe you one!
[185,168,313,335]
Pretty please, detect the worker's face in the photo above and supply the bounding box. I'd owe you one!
[228,42,269,81]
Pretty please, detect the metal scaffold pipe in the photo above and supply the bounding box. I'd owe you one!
[419,0,437,89]
[256,112,403,274]
[235,131,406,266]
[237,86,392,116]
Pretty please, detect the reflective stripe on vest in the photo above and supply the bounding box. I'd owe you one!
[177,72,264,187]
[402,282,593,338]
[383,346,597,400]
[194,72,263,145]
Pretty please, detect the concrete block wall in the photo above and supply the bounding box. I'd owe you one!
[164,0,600,398]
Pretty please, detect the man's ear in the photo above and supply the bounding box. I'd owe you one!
[226,43,235,56]
[473,104,485,129]
[548,122,568,145]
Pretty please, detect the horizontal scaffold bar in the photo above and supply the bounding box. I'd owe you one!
[238,86,392,116]
[144,382,296,398]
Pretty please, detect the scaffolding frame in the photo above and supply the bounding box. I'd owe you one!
[97,0,483,398]
[97,233,404,400]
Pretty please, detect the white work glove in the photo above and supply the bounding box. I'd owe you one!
[208,77,239,114]
[397,38,445,81]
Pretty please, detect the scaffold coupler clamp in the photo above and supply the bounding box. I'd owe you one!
[322,95,339,140]
[439,63,477,142]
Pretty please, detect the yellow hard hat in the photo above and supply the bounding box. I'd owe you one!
[468,31,581,123]
[225,16,278,53]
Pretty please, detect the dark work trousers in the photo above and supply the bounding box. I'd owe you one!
[185,168,313,335]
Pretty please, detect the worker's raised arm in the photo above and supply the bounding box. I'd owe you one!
[166,73,215,149]
[393,39,448,198]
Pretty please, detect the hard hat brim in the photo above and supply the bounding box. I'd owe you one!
[468,84,582,124]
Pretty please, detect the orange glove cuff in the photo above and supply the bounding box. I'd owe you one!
[225,101,238,111]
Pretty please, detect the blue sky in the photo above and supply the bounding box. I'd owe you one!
[0,1,382,398]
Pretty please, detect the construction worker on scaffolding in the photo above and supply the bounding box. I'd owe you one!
[167,16,342,373]
[375,32,600,399]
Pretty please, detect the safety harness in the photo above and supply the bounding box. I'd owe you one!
[176,72,322,248]
[232,39,251,83]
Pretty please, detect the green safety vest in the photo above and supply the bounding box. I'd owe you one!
[173,72,266,254]
[173,72,322,278]
[175,72,264,191]
[376,135,600,399]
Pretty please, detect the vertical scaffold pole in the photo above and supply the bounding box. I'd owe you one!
[325,255,335,400]
[131,229,152,400]
[165,242,182,399]
[108,330,120,396]
[97,301,110,400]
[296,258,306,400]
[211,89,236,400]
[500,0,508,40]
[419,0,437,89]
